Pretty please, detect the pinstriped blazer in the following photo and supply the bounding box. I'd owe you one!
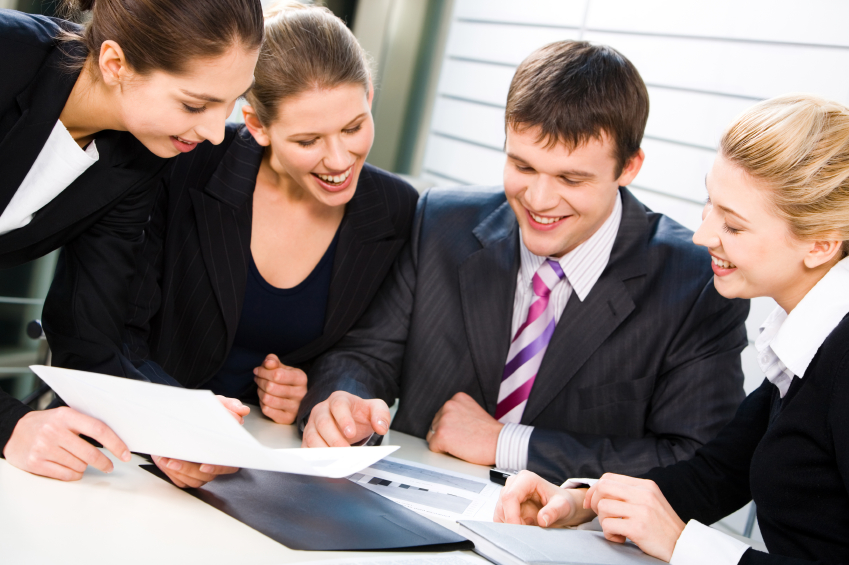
[121,124,418,389]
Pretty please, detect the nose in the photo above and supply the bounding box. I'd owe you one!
[323,135,351,172]
[693,203,721,249]
[193,106,228,146]
[523,174,559,211]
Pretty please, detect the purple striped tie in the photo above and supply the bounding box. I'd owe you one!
[495,259,565,423]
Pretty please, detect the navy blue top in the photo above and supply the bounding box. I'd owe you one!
[206,231,339,400]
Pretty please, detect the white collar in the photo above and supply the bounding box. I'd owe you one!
[756,256,849,387]
[518,192,622,301]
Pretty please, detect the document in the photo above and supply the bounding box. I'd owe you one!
[31,365,396,477]
[348,456,501,521]
[301,552,482,565]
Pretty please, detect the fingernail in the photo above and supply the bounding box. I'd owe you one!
[541,514,549,527]
[122,450,131,462]
[344,425,354,437]
[377,420,387,431]
[200,464,213,473]
[253,368,258,375]
[167,460,181,471]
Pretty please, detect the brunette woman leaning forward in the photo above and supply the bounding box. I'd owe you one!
[0,0,263,482]
[102,2,418,487]
[496,95,849,565]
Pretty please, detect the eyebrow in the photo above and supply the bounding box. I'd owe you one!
[180,81,255,104]
[505,152,595,178]
[287,113,369,138]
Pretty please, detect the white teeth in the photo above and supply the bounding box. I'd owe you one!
[530,211,564,225]
[317,168,351,184]
[712,256,736,269]
[174,136,195,145]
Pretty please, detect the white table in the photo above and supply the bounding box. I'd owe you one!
[0,409,490,564]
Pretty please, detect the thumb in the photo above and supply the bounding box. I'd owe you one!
[538,494,572,528]
[367,400,391,434]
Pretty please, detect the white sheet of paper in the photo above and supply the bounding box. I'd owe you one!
[300,552,482,565]
[30,365,397,477]
[347,457,501,522]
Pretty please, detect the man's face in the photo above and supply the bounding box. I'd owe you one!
[503,126,644,258]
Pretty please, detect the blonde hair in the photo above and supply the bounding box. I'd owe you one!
[245,1,372,126]
[721,94,849,256]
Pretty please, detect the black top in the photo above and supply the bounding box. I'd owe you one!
[0,10,167,454]
[112,124,418,393]
[207,232,339,400]
[644,314,849,565]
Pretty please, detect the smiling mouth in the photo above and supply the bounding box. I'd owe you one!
[712,256,737,269]
[171,136,198,146]
[313,168,352,186]
[529,211,566,225]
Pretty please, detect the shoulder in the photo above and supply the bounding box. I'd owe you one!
[165,123,244,186]
[358,163,419,232]
[417,185,507,225]
[0,10,62,47]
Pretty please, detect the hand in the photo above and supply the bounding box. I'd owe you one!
[151,455,239,489]
[584,473,685,562]
[494,470,593,527]
[302,391,390,447]
[215,395,250,424]
[426,392,502,465]
[253,354,307,424]
[3,407,131,481]
[149,395,246,488]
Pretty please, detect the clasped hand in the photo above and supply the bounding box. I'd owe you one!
[494,471,686,563]
[253,354,308,424]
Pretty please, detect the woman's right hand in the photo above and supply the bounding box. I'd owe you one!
[3,407,131,481]
[494,470,594,527]
[253,354,308,424]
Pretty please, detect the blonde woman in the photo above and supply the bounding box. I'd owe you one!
[102,2,418,487]
[494,94,849,565]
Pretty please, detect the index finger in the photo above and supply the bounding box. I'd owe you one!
[67,411,130,463]
[498,472,537,524]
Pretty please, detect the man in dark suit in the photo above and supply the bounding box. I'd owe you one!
[288,41,749,482]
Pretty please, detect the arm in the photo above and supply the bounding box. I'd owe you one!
[528,281,750,482]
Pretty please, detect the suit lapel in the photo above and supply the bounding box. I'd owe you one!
[282,165,401,365]
[459,201,520,414]
[0,41,84,215]
[522,188,649,423]
[190,128,262,348]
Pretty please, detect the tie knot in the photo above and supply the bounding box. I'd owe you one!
[532,259,565,297]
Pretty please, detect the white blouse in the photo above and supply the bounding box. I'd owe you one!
[0,119,98,235]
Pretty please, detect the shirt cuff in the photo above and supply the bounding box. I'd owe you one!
[560,478,598,488]
[495,423,534,471]
[670,520,750,565]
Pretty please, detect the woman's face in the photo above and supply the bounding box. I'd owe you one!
[252,83,374,208]
[116,46,259,157]
[693,155,818,309]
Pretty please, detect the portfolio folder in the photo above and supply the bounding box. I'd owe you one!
[143,465,473,551]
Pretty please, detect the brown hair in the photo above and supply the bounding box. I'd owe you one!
[60,0,263,75]
[245,0,372,126]
[506,41,649,176]
[721,94,849,256]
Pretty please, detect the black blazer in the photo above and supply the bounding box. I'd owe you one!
[119,124,419,389]
[0,11,167,453]
[300,187,750,482]
[645,314,849,564]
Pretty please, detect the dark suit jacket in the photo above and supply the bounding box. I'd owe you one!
[645,314,849,564]
[0,10,167,453]
[120,124,419,389]
[300,187,749,482]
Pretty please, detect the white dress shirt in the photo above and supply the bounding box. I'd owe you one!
[495,193,622,472]
[561,256,849,564]
[0,119,99,235]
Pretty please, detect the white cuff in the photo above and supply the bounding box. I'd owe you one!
[495,423,534,471]
[560,477,598,489]
[670,520,749,565]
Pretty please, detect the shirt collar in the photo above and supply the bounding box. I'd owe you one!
[757,256,849,380]
[518,192,622,301]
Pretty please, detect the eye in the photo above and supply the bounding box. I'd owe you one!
[722,223,741,235]
[343,124,363,135]
[515,164,534,173]
[182,104,207,114]
[560,177,581,186]
[297,138,318,147]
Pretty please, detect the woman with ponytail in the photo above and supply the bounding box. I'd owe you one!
[0,0,262,483]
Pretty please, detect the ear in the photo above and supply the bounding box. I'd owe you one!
[803,237,844,269]
[242,105,271,147]
[367,77,374,109]
[615,148,645,187]
[99,40,130,87]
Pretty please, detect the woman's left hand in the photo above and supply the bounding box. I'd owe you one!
[584,473,685,562]
[253,354,308,424]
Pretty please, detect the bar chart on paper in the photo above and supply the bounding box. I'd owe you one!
[348,458,501,521]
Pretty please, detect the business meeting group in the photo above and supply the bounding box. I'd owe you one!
[1,1,848,563]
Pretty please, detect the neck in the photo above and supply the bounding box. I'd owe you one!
[59,58,125,148]
[776,257,841,313]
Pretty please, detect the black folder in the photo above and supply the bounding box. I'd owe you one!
[142,465,473,551]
